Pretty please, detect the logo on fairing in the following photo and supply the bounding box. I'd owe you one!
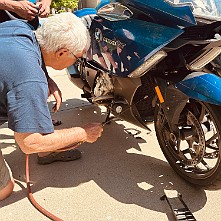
[95,28,126,49]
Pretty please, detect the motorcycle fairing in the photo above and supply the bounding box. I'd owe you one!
[158,82,189,132]
[96,0,196,28]
[175,72,221,105]
[121,0,196,28]
[88,17,183,77]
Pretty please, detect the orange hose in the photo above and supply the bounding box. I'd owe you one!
[26,154,64,221]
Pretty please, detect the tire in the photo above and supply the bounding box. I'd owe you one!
[154,100,221,185]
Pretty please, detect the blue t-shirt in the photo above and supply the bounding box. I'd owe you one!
[0,20,54,133]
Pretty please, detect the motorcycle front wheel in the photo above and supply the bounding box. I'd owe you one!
[154,101,221,185]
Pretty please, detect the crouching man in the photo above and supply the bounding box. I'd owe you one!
[0,12,103,200]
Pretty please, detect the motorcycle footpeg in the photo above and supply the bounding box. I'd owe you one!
[81,93,91,98]
[92,95,114,102]
[92,95,114,106]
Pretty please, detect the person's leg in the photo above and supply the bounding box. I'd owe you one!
[0,179,14,201]
[0,149,14,200]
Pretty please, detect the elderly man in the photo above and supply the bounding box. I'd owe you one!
[0,12,103,200]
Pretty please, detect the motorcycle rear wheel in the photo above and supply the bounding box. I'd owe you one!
[154,101,221,185]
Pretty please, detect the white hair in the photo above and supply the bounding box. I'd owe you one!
[35,12,90,54]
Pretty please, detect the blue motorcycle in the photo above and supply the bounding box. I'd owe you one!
[67,0,221,185]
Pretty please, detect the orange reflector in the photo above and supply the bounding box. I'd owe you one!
[155,86,164,103]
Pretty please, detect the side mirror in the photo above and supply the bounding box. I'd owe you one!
[97,2,133,21]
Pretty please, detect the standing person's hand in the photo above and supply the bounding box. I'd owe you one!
[36,1,50,17]
[12,1,39,20]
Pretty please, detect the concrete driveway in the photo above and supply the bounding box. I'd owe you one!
[1,68,221,221]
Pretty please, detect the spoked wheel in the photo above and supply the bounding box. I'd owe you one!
[154,101,221,185]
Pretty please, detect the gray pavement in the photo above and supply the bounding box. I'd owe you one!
[1,68,221,221]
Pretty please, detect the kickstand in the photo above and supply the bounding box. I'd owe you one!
[160,191,197,221]
[102,107,116,126]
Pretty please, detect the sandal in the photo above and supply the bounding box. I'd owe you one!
[52,119,62,126]
[38,149,81,165]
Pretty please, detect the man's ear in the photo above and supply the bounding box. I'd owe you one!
[55,48,69,59]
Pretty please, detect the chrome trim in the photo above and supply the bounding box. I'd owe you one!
[188,47,221,70]
[128,51,167,78]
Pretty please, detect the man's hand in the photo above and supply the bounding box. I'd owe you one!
[82,123,103,143]
[47,77,62,112]
[12,1,39,20]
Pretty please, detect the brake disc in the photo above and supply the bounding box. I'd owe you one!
[180,111,206,166]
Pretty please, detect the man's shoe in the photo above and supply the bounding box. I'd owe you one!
[37,149,81,165]
[52,119,62,126]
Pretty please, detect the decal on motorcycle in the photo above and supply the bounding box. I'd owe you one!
[88,18,142,77]
[86,14,184,77]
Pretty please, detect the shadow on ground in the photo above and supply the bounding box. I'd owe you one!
[0,98,207,219]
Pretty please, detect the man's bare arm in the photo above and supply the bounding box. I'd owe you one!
[14,123,103,154]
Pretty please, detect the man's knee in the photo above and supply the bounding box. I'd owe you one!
[0,150,14,200]
[0,179,15,201]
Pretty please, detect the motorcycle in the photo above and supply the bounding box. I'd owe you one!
[67,0,221,185]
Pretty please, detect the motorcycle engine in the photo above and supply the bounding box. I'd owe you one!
[92,71,114,104]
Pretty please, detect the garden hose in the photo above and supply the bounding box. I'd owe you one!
[26,154,64,221]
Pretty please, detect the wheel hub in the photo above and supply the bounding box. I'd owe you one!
[178,111,206,166]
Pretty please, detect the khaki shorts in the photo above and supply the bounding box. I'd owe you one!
[0,148,12,190]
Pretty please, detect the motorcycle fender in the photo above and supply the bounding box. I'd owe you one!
[175,72,221,105]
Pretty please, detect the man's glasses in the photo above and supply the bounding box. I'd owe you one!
[71,52,83,65]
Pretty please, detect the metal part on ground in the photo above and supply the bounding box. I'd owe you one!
[160,190,197,221]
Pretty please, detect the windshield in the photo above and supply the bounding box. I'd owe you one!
[168,0,221,20]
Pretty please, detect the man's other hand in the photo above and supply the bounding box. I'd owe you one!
[47,77,62,112]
